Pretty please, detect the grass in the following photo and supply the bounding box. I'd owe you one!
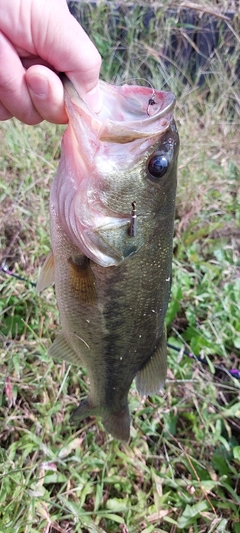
[0,2,240,532]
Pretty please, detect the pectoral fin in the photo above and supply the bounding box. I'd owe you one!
[36,251,55,292]
[135,333,167,396]
[68,256,97,304]
[48,332,82,366]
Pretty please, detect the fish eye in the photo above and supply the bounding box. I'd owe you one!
[147,153,169,180]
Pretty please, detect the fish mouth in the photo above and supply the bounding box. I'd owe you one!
[98,80,176,124]
[62,74,176,143]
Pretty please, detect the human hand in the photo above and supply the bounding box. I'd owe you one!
[0,0,102,124]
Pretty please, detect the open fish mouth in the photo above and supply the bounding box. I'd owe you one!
[62,74,176,143]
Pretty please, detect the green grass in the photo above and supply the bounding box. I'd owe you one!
[1,2,240,532]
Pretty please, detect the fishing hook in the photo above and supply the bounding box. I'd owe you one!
[129,201,137,237]
[147,90,156,116]
[123,77,156,117]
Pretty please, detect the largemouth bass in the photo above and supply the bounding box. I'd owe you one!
[37,76,179,441]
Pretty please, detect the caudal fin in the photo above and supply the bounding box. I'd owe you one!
[102,406,130,442]
[70,397,130,442]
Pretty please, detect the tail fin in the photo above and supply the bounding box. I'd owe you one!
[102,406,130,442]
[70,397,130,442]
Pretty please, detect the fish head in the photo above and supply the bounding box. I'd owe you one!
[52,76,179,266]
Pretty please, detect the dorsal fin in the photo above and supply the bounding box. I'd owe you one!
[135,332,167,396]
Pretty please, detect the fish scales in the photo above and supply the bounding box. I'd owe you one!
[38,76,179,441]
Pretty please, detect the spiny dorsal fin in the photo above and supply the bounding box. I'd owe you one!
[36,251,55,292]
[48,332,82,366]
[135,332,167,396]
[68,256,97,304]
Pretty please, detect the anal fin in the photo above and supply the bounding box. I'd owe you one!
[37,251,55,292]
[135,332,167,396]
[48,332,82,366]
[70,397,101,425]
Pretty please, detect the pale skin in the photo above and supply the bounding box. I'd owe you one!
[0,0,102,124]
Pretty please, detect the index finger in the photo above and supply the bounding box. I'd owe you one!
[42,12,102,111]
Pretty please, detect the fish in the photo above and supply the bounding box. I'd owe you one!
[37,75,179,441]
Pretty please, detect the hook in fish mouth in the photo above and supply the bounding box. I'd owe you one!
[147,91,156,116]
[122,77,156,116]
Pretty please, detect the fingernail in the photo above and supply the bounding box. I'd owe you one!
[27,75,49,97]
[85,83,103,113]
